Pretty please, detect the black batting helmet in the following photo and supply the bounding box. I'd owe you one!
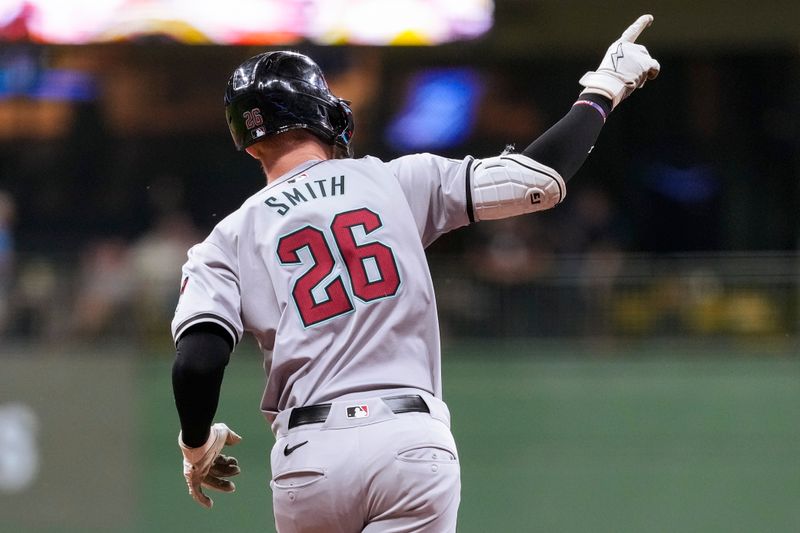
[224,51,354,153]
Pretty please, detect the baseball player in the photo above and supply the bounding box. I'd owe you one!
[171,14,660,532]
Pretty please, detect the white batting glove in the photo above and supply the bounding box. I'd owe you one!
[179,422,242,509]
[579,14,661,109]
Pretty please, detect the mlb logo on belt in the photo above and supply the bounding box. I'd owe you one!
[346,405,369,419]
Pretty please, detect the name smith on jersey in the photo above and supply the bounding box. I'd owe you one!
[265,175,345,216]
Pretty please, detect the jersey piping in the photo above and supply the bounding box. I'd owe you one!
[465,156,475,224]
[174,312,240,347]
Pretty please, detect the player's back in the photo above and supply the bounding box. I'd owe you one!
[229,156,449,420]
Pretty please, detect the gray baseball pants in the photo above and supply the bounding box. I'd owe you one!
[269,391,461,532]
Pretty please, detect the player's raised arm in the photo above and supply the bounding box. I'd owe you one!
[521,14,659,178]
[469,15,660,222]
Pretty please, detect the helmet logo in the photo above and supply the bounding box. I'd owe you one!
[243,108,264,129]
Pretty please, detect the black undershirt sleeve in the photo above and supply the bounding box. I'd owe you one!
[522,93,612,182]
[172,322,233,448]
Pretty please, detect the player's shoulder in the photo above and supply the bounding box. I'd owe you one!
[387,152,475,177]
[338,154,433,182]
[194,193,260,250]
[327,154,388,169]
[391,152,470,165]
[205,155,404,227]
[296,155,398,180]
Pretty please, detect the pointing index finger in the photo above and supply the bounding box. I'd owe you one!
[620,14,654,43]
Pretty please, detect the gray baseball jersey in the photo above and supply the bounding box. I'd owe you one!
[171,153,471,423]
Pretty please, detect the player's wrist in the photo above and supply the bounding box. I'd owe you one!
[579,71,629,109]
[179,427,212,449]
[573,93,612,122]
[179,429,216,462]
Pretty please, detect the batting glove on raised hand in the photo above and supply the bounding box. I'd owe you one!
[179,422,242,509]
[579,14,661,109]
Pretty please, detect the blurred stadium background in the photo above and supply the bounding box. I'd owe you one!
[0,1,799,532]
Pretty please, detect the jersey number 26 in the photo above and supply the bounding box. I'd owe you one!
[277,208,400,327]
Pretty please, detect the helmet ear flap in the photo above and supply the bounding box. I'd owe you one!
[335,99,354,156]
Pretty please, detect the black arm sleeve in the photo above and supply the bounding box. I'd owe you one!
[172,322,233,448]
[522,93,612,182]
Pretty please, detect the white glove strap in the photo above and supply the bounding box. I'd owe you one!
[579,71,630,109]
[179,429,216,464]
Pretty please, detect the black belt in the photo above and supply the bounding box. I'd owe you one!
[288,394,429,429]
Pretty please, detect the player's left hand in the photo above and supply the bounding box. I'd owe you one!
[179,422,242,509]
[579,14,661,109]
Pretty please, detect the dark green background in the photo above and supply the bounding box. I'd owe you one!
[2,343,798,532]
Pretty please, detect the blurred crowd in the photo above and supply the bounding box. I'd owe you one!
[0,180,629,345]
[0,176,794,349]
[0,190,14,333]
[0,185,201,348]
[0,47,797,349]
[442,185,625,338]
